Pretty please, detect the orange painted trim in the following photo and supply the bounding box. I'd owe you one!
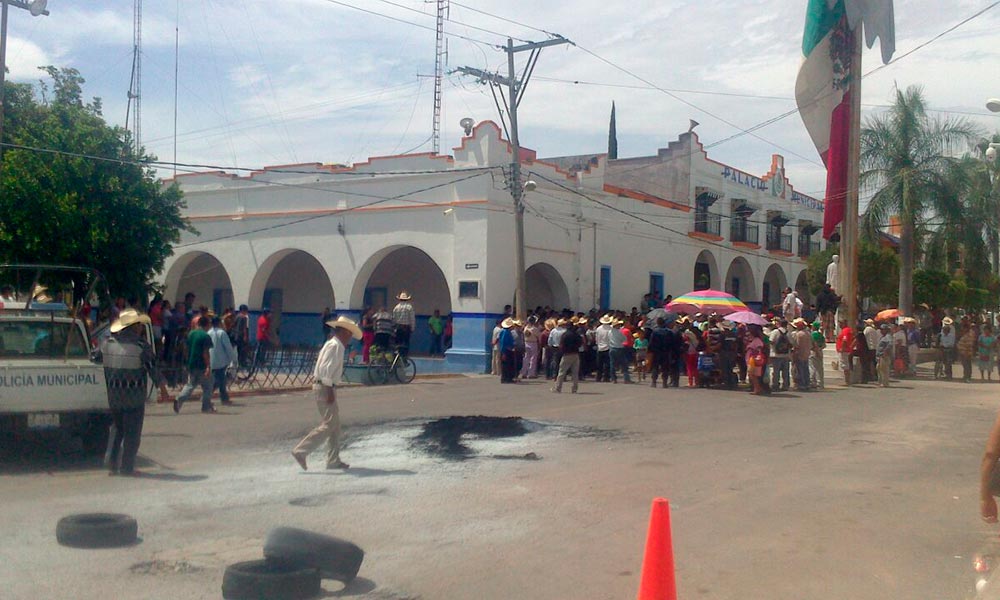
[603,184,690,212]
[768,249,795,257]
[185,199,489,222]
[530,156,602,181]
[688,231,724,243]
[732,241,761,250]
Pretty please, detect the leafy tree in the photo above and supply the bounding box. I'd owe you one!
[857,241,899,305]
[0,67,192,298]
[912,269,952,308]
[859,85,981,315]
[806,242,898,305]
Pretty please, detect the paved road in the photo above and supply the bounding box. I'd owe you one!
[1,369,998,599]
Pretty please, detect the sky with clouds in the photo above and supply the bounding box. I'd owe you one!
[4,0,999,197]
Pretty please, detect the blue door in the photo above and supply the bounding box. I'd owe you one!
[649,273,664,299]
[599,266,611,310]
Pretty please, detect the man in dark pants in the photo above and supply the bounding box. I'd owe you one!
[99,309,169,476]
[648,318,672,388]
[497,317,517,383]
[719,322,739,389]
[665,321,682,387]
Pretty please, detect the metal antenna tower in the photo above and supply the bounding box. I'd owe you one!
[431,0,448,154]
[126,0,142,150]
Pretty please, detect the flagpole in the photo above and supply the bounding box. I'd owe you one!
[841,25,863,331]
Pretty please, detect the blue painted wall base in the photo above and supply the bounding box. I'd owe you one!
[253,310,501,374]
[444,312,501,374]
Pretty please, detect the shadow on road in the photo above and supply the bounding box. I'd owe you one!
[129,472,209,482]
[301,467,417,478]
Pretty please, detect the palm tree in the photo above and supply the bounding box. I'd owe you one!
[923,137,1000,288]
[859,85,982,314]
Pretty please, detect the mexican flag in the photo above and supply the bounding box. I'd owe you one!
[795,0,895,240]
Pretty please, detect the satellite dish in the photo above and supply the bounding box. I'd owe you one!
[460,118,475,136]
[29,0,48,16]
[987,99,1000,113]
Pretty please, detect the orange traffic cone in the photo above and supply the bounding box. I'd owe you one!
[636,498,677,600]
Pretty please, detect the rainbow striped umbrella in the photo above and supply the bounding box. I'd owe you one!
[665,290,748,316]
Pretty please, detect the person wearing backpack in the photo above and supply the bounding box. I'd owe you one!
[769,319,792,391]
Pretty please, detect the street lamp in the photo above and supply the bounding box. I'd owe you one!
[0,0,50,171]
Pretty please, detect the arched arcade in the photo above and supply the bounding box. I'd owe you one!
[525,262,571,311]
[693,250,720,291]
[248,249,335,345]
[162,251,235,313]
[351,245,452,356]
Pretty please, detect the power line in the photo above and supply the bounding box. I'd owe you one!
[318,0,498,48]
[174,169,492,247]
[531,76,1000,119]
[143,80,424,146]
[449,1,554,37]
[0,141,501,177]
[570,44,824,168]
[369,0,530,43]
[705,1,1000,151]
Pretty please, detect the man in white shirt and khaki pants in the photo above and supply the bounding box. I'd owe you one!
[292,316,363,471]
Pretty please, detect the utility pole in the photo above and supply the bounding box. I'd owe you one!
[0,0,48,177]
[841,29,862,331]
[126,0,142,151]
[430,0,448,155]
[455,35,572,320]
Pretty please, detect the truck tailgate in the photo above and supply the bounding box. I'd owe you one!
[0,363,107,413]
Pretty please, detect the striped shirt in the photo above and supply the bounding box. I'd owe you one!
[392,302,415,328]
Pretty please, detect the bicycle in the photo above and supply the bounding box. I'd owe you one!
[367,345,416,385]
[234,343,269,385]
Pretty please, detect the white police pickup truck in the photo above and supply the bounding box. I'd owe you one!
[0,265,125,452]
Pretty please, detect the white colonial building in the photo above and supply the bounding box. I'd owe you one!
[160,121,826,372]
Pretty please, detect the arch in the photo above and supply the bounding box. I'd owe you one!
[794,270,811,303]
[762,263,788,309]
[525,262,571,311]
[350,245,451,314]
[248,249,336,345]
[724,257,758,302]
[162,251,234,313]
[693,250,720,291]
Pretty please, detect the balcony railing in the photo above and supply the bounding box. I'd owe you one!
[798,237,822,257]
[767,231,793,252]
[694,212,722,236]
[730,222,759,244]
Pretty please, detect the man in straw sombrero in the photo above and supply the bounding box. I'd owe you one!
[292,316,363,471]
[98,308,170,476]
[392,291,416,355]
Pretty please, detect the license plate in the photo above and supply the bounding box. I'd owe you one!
[27,413,60,429]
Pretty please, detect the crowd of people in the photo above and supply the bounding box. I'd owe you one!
[488,299,829,395]
[487,282,1000,394]
[834,313,1000,385]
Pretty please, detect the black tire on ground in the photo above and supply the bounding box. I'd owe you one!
[55,513,138,548]
[263,527,365,583]
[394,357,416,384]
[366,361,389,385]
[222,560,321,600]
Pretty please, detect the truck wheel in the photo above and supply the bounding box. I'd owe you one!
[56,513,138,548]
[264,527,364,583]
[80,415,111,455]
[222,559,321,600]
